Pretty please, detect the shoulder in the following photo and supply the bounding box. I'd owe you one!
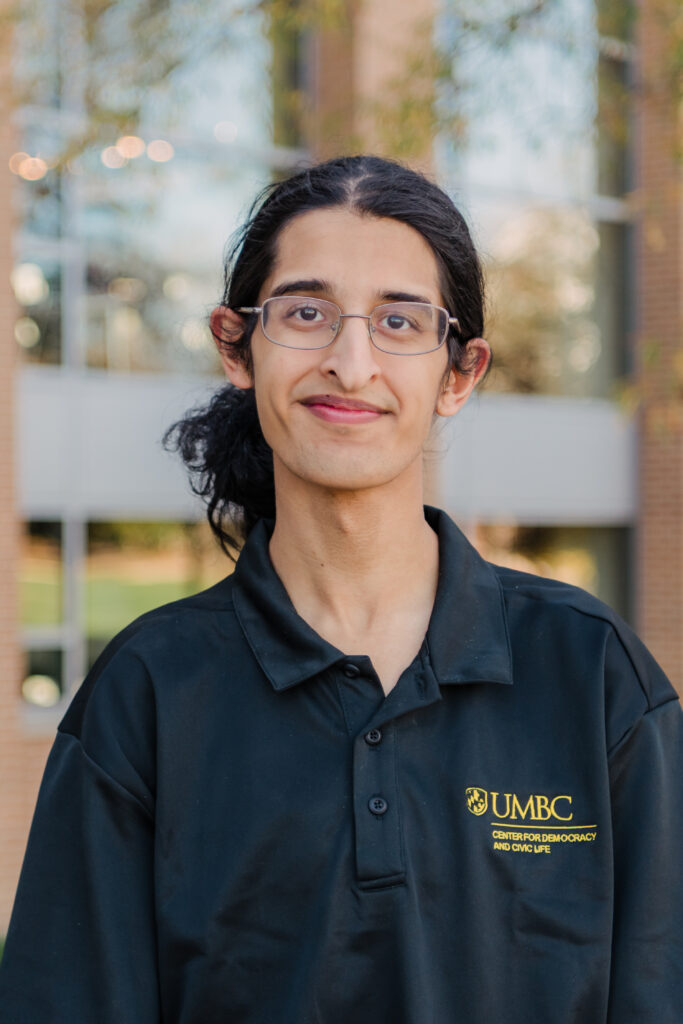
[492,562,620,625]
[492,561,632,648]
[490,561,678,722]
[59,574,240,744]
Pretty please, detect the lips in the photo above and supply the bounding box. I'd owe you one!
[300,394,386,413]
[300,394,388,424]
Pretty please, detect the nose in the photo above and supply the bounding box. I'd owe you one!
[318,315,382,391]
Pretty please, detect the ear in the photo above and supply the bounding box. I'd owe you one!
[435,338,491,419]
[210,305,253,389]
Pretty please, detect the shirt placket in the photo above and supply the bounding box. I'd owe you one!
[336,653,442,890]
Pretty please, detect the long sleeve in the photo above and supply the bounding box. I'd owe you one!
[0,638,161,1023]
[606,628,683,1022]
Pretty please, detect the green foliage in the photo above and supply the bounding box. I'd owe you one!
[260,0,351,33]
[11,0,681,169]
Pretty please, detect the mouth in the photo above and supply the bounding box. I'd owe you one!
[300,394,388,424]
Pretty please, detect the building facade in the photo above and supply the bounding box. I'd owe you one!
[1,0,681,933]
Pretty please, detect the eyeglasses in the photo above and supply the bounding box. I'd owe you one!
[236,296,460,356]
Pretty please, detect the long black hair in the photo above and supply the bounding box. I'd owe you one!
[163,154,487,558]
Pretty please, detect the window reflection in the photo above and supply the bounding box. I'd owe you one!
[14,0,64,111]
[441,0,597,202]
[80,151,265,374]
[12,259,62,364]
[597,49,630,197]
[474,523,631,621]
[85,250,221,374]
[22,650,63,707]
[14,172,63,238]
[85,520,230,669]
[437,0,633,400]
[483,206,626,397]
[20,521,63,627]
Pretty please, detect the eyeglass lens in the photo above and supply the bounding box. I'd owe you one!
[261,296,447,353]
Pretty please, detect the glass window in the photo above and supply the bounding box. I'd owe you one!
[435,2,633,400]
[480,204,627,397]
[474,523,631,621]
[14,169,63,239]
[596,46,631,197]
[594,220,631,378]
[85,520,231,669]
[12,115,67,237]
[20,521,63,628]
[270,13,308,148]
[84,241,222,375]
[14,0,273,376]
[22,649,63,708]
[11,258,62,365]
[14,0,64,111]
[438,0,598,203]
[82,149,271,374]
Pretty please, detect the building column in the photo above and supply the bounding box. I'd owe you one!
[635,0,683,692]
[0,12,25,932]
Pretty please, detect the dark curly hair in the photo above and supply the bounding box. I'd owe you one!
[163,154,487,558]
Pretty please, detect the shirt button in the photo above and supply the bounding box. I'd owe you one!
[368,796,388,816]
[365,728,383,746]
[343,662,360,678]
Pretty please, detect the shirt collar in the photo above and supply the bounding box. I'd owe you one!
[232,506,513,692]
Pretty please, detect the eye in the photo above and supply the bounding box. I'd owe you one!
[379,312,414,331]
[280,300,334,327]
[294,304,324,323]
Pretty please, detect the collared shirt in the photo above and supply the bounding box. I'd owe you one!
[1,507,682,1023]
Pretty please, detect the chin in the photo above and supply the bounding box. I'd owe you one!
[284,451,410,493]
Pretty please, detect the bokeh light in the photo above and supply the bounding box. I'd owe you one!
[10,263,49,305]
[180,320,211,350]
[101,146,127,169]
[147,139,174,162]
[14,317,41,348]
[108,277,148,303]
[18,156,48,181]
[116,135,145,159]
[9,152,30,174]
[213,121,238,143]
[163,273,190,301]
[22,674,61,707]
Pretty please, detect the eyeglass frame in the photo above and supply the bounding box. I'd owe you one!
[235,296,461,355]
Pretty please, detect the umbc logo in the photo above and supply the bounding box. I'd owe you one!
[466,786,574,822]
[466,787,488,816]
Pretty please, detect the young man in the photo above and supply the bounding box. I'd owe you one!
[1,156,682,1022]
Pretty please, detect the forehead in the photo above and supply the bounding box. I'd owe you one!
[260,206,443,303]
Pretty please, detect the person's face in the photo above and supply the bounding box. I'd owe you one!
[213,206,489,498]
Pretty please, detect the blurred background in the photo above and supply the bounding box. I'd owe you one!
[0,0,681,933]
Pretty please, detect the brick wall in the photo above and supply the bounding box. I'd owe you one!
[0,19,53,934]
[308,0,436,168]
[635,0,683,693]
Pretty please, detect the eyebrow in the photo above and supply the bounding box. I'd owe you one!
[268,278,435,306]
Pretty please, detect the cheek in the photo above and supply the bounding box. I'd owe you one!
[398,362,450,421]
[250,346,317,437]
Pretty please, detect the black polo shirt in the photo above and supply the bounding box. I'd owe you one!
[2,507,682,1023]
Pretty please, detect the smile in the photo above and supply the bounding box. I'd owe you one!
[300,394,387,424]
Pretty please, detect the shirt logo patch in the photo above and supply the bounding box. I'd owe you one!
[466,787,488,816]
[466,785,599,856]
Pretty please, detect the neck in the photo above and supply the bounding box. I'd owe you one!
[268,459,440,677]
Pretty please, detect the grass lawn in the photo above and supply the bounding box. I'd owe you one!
[20,579,61,627]
[85,577,203,636]
[21,576,219,637]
